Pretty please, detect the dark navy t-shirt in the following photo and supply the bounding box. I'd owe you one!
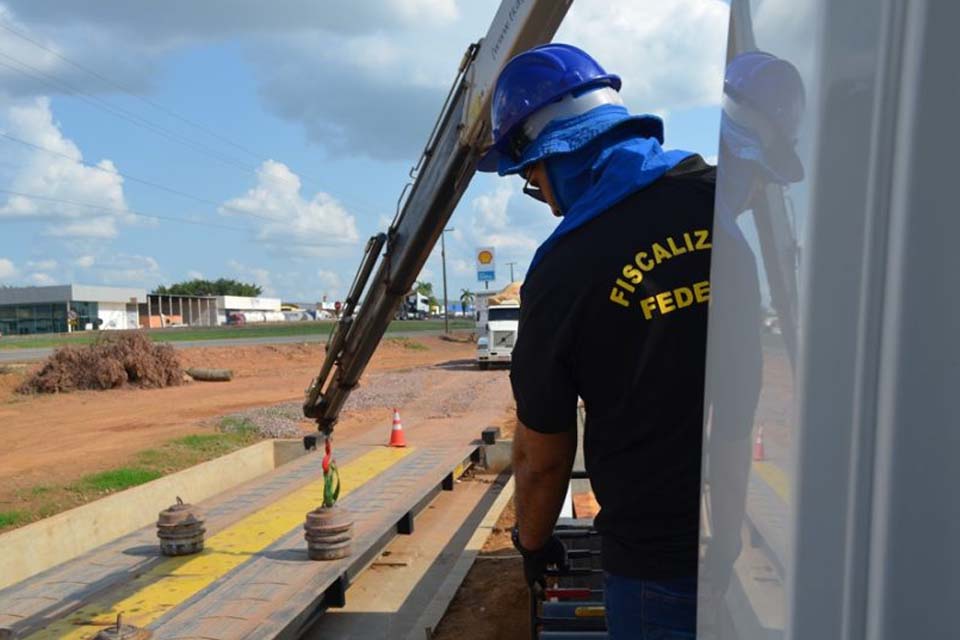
[510,155,715,579]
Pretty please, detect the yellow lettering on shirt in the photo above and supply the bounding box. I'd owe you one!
[640,296,658,320]
[675,286,694,308]
[622,264,644,285]
[656,290,676,314]
[608,229,713,310]
[667,236,687,256]
[652,242,673,264]
[610,287,630,308]
[694,229,712,250]
[693,280,711,303]
[635,252,654,271]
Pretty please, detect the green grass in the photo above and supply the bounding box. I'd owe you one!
[76,467,163,492]
[0,510,27,528]
[134,425,260,474]
[0,319,474,351]
[218,416,260,435]
[386,337,429,351]
[1,425,264,532]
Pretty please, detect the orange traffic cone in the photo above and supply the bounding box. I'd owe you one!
[753,426,766,461]
[389,408,407,447]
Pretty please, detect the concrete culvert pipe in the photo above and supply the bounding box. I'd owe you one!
[185,368,233,382]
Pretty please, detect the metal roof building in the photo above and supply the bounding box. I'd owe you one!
[0,284,146,335]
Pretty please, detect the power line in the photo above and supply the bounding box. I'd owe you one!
[0,19,267,162]
[0,52,258,174]
[0,131,284,222]
[0,129,387,223]
[0,187,252,232]
[0,17,379,210]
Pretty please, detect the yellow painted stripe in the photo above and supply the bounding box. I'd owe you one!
[753,460,791,504]
[29,447,412,640]
[574,606,606,617]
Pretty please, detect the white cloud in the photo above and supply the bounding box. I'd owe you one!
[385,0,458,25]
[418,266,435,282]
[221,160,359,256]
[472,183,513,233]
[28,271,55,285]
[3,1,460,45]
[25,258,57,271]
[559,0,728,113]
[451,257,472,276]
[89,253,160,285]
[317,269,341,292]
[227,259,275,296]
[186,269,204,280]
[74,255,95,268]
[0,98,131,238]
[0,257,17,279]
[469,182,540,253]
[246,3,494,160]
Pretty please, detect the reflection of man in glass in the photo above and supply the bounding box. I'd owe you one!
[701,50,805,618]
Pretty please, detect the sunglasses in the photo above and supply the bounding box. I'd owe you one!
[522,174,547,203]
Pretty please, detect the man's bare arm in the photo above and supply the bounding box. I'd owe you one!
[512,421,577,550]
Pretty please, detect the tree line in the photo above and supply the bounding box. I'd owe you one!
[154,278,262,297]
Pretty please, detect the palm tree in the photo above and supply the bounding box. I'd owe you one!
[459,289,474,313]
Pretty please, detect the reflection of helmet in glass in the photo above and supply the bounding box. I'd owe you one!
[722,51,805,184]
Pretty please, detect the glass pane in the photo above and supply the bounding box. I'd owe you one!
[698,0,821,636]
[488,307,520,321]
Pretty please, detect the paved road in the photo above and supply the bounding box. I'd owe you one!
[0,329,464,364]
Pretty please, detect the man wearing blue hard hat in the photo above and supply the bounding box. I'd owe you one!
[481,44,714,638]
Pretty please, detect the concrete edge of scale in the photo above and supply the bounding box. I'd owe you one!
[0,439,308,590]
[403,472,516,640]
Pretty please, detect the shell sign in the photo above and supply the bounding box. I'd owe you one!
[476,246,496,282]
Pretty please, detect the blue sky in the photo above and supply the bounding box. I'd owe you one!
[0,0,728,302]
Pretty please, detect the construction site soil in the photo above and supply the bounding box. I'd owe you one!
[0,334,515,513]
[17,332,183,394]
[434,497,528,640]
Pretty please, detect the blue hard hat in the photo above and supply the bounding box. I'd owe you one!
[479,43,622,172]
[722,50,805,183]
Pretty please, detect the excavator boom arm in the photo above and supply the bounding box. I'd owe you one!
[303,0,573,433]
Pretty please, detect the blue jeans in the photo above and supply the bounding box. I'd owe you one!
[604,573,697,639]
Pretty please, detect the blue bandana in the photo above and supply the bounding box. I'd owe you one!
[526,107,694,273]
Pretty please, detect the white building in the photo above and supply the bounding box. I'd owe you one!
[215,295,283,324]
[0,284,145,335]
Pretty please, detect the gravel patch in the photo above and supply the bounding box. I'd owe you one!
[342,369,432,411]
[222,402,305,439]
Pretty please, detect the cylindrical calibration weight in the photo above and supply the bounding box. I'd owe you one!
[304,505,354,560]
[157,497,205,556]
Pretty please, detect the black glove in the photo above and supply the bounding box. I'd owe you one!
[512,526,568,588]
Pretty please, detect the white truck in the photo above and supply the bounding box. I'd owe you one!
[396,291,430,320]
[475,287,520,369]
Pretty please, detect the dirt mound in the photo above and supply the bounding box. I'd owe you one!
[18,332,183,394]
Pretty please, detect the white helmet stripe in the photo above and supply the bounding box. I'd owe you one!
[522,87,625,141]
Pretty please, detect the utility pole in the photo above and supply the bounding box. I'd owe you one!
[441,227,454,334]
[506,261,518,282]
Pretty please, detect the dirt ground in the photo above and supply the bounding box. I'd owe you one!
[432,497,530,640]
[0,334,511,510]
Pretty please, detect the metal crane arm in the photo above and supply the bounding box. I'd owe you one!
[303,0,573,433]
